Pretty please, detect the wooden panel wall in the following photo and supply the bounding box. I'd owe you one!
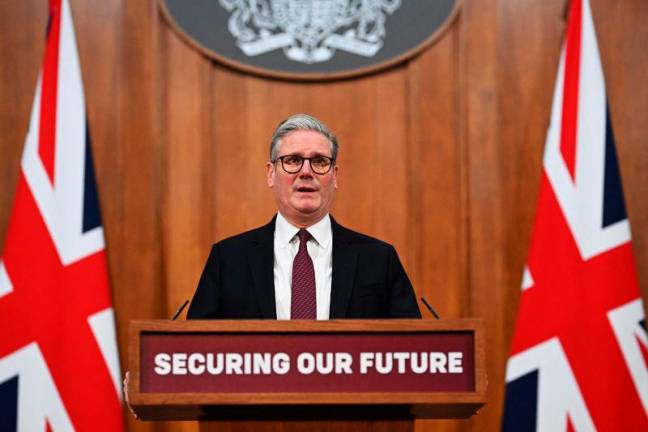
[1,1,647,431]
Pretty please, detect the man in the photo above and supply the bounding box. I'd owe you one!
[187,114,420,319]
[124,114,420,418]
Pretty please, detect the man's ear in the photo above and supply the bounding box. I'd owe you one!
[333,165,339,189]
[267,162,275,187]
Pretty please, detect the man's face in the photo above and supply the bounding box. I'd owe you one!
[267,130,338,227]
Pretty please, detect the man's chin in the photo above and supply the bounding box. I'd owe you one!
[295,206,320,215]
[291,199,321,214]
[280,204,327,226]
[291,204,326,221]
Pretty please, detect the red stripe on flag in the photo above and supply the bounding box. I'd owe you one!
[38,0,62,185]
[639,334,648,368]
[567,417,576,432]
[559,0,583,180]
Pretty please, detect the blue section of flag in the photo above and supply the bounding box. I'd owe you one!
[0,375,19,431]
[602,104,627,228]
[502,370,538,432]
[82,122,102,233]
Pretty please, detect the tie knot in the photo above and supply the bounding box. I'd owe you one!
[298,229,311,243]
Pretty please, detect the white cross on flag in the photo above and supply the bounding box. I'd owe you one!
[0,0,123,430]
[503,0,648,430]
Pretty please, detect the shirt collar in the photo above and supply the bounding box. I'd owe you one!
[275,212,331,248]
[306,213,331,248]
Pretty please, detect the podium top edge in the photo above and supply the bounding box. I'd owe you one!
[129,318,484,333]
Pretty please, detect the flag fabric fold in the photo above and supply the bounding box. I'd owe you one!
[0,0,123,430]
[502,0,648,430]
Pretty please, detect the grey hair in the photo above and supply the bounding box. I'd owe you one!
[269,114,338,162]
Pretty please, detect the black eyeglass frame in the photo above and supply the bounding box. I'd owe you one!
[273,155,336,175]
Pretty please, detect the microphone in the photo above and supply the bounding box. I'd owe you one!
[171,299,190,320]
[420,297,440,320]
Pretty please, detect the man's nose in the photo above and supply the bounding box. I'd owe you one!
[298,159,314,176]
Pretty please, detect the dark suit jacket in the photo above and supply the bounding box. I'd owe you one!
[187,215,421,319]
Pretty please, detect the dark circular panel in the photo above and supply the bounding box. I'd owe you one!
[160,0,459,81]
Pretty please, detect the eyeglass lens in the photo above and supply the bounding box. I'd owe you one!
[280,155,332,174]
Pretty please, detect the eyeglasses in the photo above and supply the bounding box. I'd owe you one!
[273,155,335,175]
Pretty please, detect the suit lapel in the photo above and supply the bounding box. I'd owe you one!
[330,217,357,319]
[249,216,277,319]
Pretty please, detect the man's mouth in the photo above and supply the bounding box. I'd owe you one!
[296,186,318,193]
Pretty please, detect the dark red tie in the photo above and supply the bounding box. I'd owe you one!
[291,229,316,319]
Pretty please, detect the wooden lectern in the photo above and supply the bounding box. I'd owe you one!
[128,319,486,431]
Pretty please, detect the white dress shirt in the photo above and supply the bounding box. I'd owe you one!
[273,212,332,320]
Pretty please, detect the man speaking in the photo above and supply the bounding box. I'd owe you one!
[187,114,420,320]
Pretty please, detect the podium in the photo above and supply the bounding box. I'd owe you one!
[128,319,486,431]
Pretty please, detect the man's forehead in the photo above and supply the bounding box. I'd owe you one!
[279,130,332,155]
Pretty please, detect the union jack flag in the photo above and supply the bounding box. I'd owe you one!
[502,0,648,430]
[0,0,123,430]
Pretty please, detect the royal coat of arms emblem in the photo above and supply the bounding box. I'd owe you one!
[219,0,402,63]
[161,0,457,79]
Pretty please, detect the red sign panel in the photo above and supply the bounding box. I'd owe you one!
[140,332,474,393]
